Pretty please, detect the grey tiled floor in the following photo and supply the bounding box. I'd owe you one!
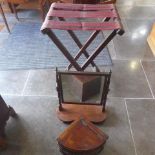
[1,0,155,154]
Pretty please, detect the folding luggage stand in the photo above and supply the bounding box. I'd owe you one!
[41,3,124,71]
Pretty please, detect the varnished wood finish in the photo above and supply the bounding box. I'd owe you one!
[57,104,107,123]
[56,70,111,113]
[100,0,116,4]
[41,3,124,71]
[0,3,10,33]
[7,0,48,20]
[73,0,99,4]
[147,23,155,56]
[58,17,100,72]
[57,118,108,155]
[61,0,116,4]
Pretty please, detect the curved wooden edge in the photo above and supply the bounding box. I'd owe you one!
[57,104,107,123]
[147,24,155,57]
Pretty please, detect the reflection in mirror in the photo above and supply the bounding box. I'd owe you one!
[61,74,105,104]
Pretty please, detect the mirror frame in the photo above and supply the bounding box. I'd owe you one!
[56,69,111,112]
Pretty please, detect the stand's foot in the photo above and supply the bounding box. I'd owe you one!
[57,104,107,123]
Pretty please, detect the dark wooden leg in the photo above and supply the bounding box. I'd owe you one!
[56,69,63,111]
[66,17,111,71]
[11,3,19,20]
[0,3,10,33]
[81,30,117,70]
[58,17,100,71]
[68,30,100,70]
[46,29,82,71]
[100,71,111,112]
[8,2,13,13]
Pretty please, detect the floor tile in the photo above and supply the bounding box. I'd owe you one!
[0,33,9,47]
[0,23,15,33]
[125,6,155,19]
[0,24,5,31]
[116,6,132,19]
[1,96,65,155]
[23,69,57,96]
[116,0,136,6]
[0,70,29,95]
[2,96,135,155]
[125,19,154,37]
[113,34,154,60]
[136,0,155,6]
[142,61,155,97]
[100,98,135,155]
[126,99,155,155]
[101,60,152,98]
[107,40,116,59]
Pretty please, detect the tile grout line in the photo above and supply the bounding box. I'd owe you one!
[0,95,154,99]
[1,94,58,97]
[116,4,155,6]
[109,58,155,61]
[140,60,155,98]
[124,99,138,155]
[125,97,155,100]
[21,71,31,96]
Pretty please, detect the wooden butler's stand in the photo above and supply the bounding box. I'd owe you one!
[41,2,123,123]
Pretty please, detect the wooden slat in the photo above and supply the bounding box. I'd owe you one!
[41,3,123,32]
[48,9,117,18]
[52,2,114,11]
[41,20,121,31]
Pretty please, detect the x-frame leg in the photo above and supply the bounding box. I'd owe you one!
[0,3,10,33]
[45,18,117,71]
[58,17,100,72]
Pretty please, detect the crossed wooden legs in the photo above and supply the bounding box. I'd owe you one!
[45,17,117,71]
[0,3,10,33]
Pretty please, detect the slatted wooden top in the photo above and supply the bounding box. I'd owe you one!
[41,3,123,32]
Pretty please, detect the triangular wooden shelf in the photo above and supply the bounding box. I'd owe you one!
[57,118,108,155]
